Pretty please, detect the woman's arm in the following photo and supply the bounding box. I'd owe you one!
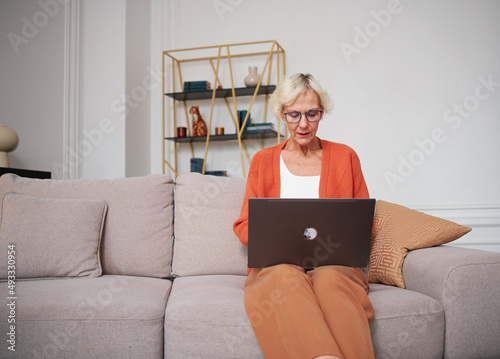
[233,176,257,246]
[233,153,263,246]
[351,151,369,198]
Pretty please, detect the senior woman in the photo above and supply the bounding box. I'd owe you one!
[233,73,374,359]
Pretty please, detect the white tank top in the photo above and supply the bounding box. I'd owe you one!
[280,155,320,198]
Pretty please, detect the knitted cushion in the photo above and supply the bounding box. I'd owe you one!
[368,200,471,288]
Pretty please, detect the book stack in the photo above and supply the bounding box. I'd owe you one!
[243,122,275,133]
[183,81,211,92]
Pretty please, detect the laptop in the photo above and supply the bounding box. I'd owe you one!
[248,198,375,269]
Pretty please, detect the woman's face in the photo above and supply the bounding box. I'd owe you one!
[281,89,322,148]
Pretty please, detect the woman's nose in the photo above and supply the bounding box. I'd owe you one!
[298,115,309,127]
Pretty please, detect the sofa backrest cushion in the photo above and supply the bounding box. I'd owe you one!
[172,173,248,276]
[0,174,174,278]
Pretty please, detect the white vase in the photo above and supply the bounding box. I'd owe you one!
[0,124,19,168]
[244,66,260,87]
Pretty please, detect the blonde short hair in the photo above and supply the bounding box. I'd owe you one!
[270,73,334,120]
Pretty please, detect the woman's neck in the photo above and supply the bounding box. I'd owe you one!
[283,137,322,156]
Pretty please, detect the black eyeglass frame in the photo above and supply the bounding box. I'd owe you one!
[283,110,324,124]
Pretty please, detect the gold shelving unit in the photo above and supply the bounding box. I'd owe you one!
[162,40,286,177]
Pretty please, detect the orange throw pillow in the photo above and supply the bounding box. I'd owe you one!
[368,200,472,288]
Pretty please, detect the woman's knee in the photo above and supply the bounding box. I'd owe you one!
[245,264,307,303]
[244,264,306,326]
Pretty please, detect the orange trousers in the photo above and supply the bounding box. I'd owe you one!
[244,264,375,359]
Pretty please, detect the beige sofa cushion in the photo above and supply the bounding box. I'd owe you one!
[0,174,174,278]
[172,173,248,276]
[0,193,107,280]
[0,275,171,359]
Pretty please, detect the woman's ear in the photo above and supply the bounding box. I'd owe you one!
[280,109,286,122]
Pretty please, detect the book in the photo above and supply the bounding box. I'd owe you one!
[245,122,274,127]
[184,80,211,86]
[183,81,211,92]
[243,128,276,134]
[204,170,227,177]
[190,158,204,173]
[244,123,275,132]
[237,110,250,131]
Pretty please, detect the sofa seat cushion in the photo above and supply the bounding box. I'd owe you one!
[165,275,264,359]
[0,174,174,278]
[369,283,445,359]
[165,276,445,359]
[0,275,171,359]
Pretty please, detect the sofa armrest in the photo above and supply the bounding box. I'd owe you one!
[402,245,500,359]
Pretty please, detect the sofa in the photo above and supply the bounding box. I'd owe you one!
[0,172,499,359]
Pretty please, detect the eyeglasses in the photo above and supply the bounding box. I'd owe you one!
[283,110,323,123]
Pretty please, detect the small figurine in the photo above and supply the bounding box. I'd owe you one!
[189,106,208,136]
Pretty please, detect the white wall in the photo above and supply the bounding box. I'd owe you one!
[155,0,500,252]
[80,0,126,178]
[0,0,65,173]
[125,0,152,177]
[81,0,152,178]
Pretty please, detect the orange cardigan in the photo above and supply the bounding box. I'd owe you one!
[233,138,369,247]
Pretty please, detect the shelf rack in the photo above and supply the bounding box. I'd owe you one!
[162,40,286,177]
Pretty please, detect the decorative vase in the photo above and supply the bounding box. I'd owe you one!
[244,66,260,87]
[0,125,19,168]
